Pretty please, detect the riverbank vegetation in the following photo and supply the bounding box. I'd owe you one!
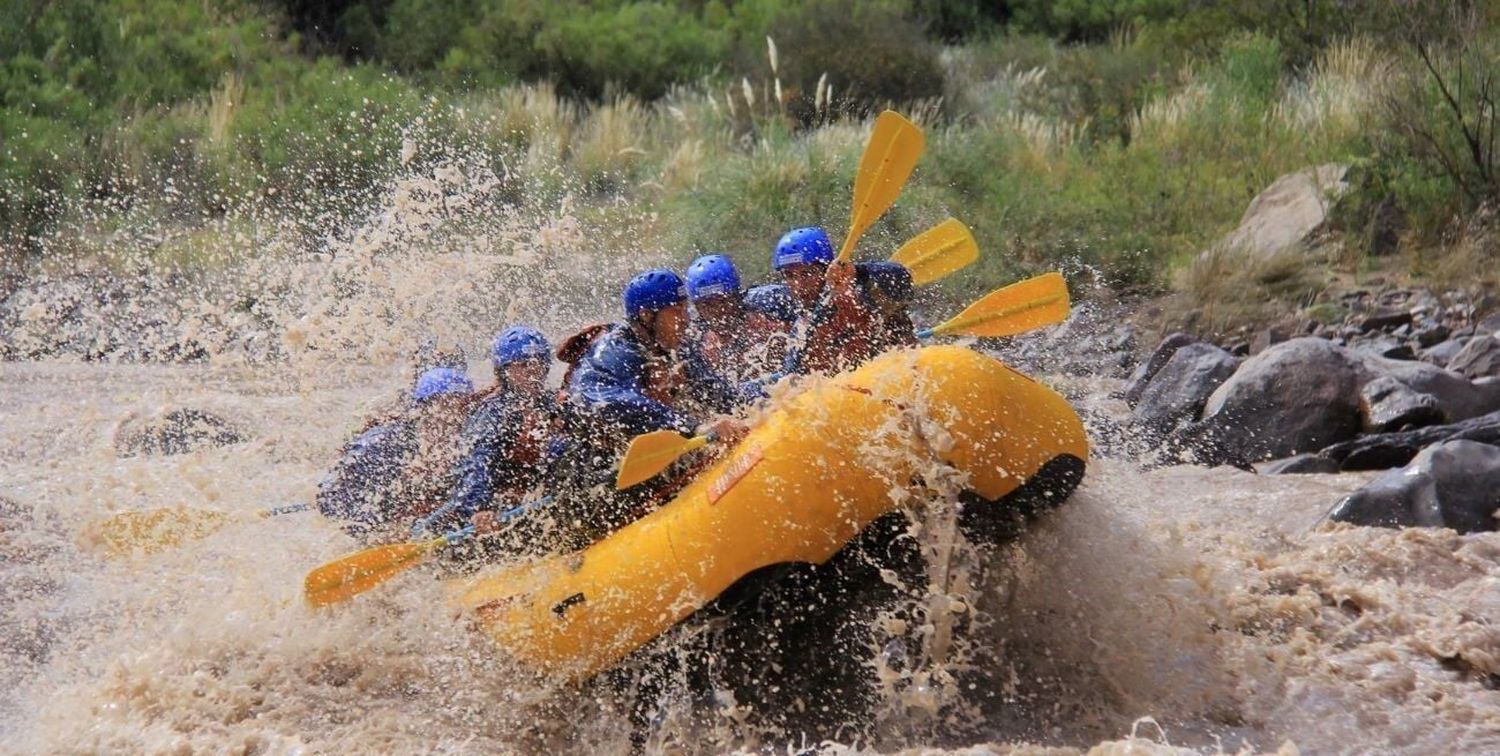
[3,1,1498,302]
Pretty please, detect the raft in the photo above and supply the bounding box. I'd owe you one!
[450,345,1088,681]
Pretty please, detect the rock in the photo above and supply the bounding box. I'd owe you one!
[1351,335,1414,361]
[1131,343,1239,431]
[1359,308,1413,333]
[1479,311,1500,336]
[1422,338,1470,368]
[1200,338,1363,460]
[1325,440,1500,533]
[1359,376,1443,433]
[1260,454,1341,475]
[1319,409,1500,471]
[1414,324,1451,348]
[1250,325,1291,356]
[1448,335,1500,379]
[1353,351,1500,422]
[1210,164,1349,263]
[1122,333,1197,407]
[114,408,247,458]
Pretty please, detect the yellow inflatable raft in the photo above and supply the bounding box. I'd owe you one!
[450,345,1088,681]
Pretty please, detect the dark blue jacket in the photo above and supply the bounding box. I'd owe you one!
[680,323,771,410]
[568,324,698,439]
[423,387,560,531]
[315,419,419,537]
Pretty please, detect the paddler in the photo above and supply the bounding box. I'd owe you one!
[740,283,797,378]
[315,367,475,542]
[772,226,917,375]
[683,253,749,380]
[559,269,746,543]
[683,253,791,390]
[416,326,563,540]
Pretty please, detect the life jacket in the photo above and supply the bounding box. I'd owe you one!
[556,322,612,398]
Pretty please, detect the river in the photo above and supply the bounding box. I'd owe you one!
[3,354,1498,753]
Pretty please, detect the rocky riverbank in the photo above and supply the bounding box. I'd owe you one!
[1017,285,1500,538]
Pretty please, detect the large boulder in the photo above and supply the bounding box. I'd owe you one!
[1132,343,1239,431]
[1122,333,1197,406]
[1325,440,1500,533]
[1448,335,1500,379]
[114,408,247,458]
[1200,338,1363,460]
[1210,164,1349,263]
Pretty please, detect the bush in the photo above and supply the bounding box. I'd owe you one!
[753,0,945,117]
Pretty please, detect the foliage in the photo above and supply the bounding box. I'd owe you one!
[4,0,1500,300]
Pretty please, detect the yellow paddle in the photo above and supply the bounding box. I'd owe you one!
[615,429,715,490]
[837,110,926,262]
[88,503,310,557]
[916,272,1070,339]
[889,218,978,286]
[305,525,474,607]
[303,497,550,607]
[614,273,1070,489]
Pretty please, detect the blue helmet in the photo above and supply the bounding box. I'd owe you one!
[412,367,474,402]
[491,325,551,367]
[772,227,835,271]
[623,269,687,319]
[743,284,797,323]
[684,254,742,301]
[858,261,914,304]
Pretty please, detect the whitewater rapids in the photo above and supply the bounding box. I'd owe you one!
[2,357,1498,754]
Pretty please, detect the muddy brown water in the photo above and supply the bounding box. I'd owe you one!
[2,357,1497,754]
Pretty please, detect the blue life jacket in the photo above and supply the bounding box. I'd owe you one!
[568,324,697,440]
[422,387,562,531]
[315,420,419,537]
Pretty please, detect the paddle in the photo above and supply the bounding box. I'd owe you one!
[90,503,311,556]
[837,110,926,262]
[305,525,475,608]
[303,497,551,607]
[614,273,1069,489]
[916,272,1071,339]
[889,218,978,286]
[615,429,716,490]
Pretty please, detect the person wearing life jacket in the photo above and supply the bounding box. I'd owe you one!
[560,269,746,543]
[741,283,797,378]
[683,253,749,380]
[358,337,468,432]
[416,326,562,539]
[774,226,884,375]
[855,260,919,354]
[316,367,475,542]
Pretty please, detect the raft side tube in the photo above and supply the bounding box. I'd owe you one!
[451,345,1089,680]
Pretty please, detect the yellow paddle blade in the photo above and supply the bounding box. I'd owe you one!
[86,507,233,556]
[890,218,978,286]
[838,110,926,262]
[927,272,1071,338]
[304,536,445,608]
[616,430,712,490]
